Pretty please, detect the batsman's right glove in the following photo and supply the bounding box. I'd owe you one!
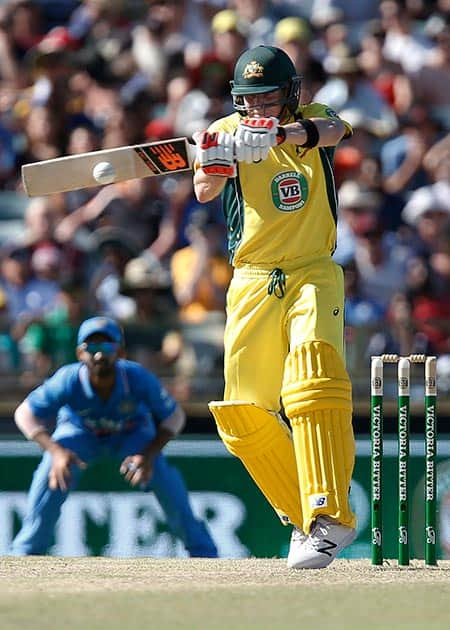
[234,117,285,164]
[194,130,236,177]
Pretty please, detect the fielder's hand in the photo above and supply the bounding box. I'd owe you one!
[194,130,236,177]
[120,454,153,488]
[234,117,285,164]
[48,445,87,491]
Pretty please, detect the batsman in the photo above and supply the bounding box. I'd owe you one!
[193,45,357,569]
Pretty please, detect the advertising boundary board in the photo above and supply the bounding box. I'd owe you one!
[1,437,449,560]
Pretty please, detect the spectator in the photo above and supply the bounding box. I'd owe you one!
[170,207,231,389]
[315,43,398,138]
[357,18,412,116]
[333,179,383,266]
[380,105,443,199]
[423,132,450,182]
[380,0,436,74]
[119,253,181,372]
[18,278,88,379]
[67,0,133,86]
[409,18,450,132]
[85,226,141,319]
[130,0,211,96]
[351,209,413,311]
[21,196,84,284]
[0,243,60,329]
[232,0,282,48]
[401,180,450,259]
[171,207,231,325]
[273,16,326,103]
[185,9,248,99]
[311,0,379,29]
[55,178,170,256]
[380,108,444,230]
[10,315,218,558]
[0,0,44,86]
[343,258,385,327]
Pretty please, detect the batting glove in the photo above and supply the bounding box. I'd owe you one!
[234,117,285,164]
[195,130,236,177]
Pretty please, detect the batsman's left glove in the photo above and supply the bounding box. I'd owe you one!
[234,117,285,164]
[194,130,236,177]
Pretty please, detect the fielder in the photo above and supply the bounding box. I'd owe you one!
[10,316,217,558]
[193,45,356,569]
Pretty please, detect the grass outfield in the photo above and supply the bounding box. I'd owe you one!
[1,558,450,629]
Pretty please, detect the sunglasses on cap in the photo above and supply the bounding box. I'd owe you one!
[80,341,119,355]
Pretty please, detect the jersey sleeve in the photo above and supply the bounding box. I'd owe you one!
[208,113,241,135]
[26,366,76,419]
[300,102,353,139]
[127,363,177,424]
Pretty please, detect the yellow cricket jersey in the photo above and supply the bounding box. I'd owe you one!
[208,103,352,268]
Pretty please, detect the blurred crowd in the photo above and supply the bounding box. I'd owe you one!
[0,0,449,399]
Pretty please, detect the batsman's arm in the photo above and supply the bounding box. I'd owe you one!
[194,167,228,203]
[282,117,348,148]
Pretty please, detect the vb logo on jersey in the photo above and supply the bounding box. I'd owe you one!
[271,171,308,212]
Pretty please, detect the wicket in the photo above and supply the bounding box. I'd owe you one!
[370,354,437,566]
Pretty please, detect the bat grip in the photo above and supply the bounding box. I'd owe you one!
[276,127,287,145]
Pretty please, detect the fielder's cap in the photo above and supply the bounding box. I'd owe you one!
[77,317,124,345]
[274,17,311,44]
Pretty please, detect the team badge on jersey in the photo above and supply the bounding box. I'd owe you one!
[271,171,308,212]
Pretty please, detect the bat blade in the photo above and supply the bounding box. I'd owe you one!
[21,138,196,197]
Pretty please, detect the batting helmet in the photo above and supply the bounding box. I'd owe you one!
[230,45,301,116]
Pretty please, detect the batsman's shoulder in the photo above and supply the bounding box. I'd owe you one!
[207,112,241,134]
[300,102,353,137]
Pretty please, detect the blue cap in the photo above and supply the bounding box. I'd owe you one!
[77,317,124,346]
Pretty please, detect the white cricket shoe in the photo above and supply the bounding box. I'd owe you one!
[286,515,356,569]
[286,526,308,568]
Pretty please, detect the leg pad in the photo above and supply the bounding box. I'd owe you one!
[209,401,303,528]
[282,341,356,533]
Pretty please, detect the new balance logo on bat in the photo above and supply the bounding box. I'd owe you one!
[134,140,190,174]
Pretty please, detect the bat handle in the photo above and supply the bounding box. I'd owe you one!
[189,127,287,153]
[276,126,287,145]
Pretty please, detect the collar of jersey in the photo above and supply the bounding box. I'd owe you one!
[78,363,122,399]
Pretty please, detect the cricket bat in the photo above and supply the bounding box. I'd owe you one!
[21,137,197,197]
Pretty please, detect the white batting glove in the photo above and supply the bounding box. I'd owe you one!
[194,130,236,177]
[234,117,284,164]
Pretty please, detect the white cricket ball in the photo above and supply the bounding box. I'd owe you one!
[92,161,116,184]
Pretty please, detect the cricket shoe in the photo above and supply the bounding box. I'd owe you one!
[286,516,356,569]
[286,527,308,567]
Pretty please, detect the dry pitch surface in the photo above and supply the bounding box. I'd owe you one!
[1,557,450,629]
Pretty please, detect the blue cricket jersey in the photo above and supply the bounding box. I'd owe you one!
[26,359,177,436]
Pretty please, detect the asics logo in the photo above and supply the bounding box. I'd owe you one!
[318,539,338,557]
